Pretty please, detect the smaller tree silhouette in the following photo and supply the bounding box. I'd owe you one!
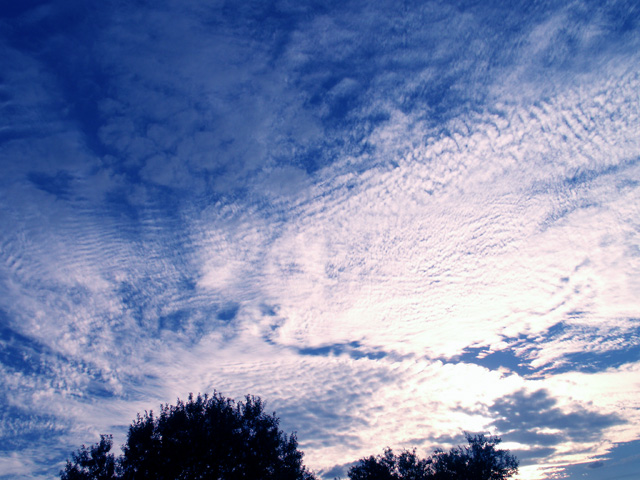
[429,433,519,480]
[60,434,116,480]
[347,433,518,480]
[349,448,431,480]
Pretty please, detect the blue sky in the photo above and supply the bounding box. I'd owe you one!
[1,1,639,479]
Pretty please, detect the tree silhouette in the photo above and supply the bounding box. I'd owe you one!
[61,392,316,480]
[349,448,431,480]
[347,433,518,480]
[429,434,519,480]
[60,435,116,480]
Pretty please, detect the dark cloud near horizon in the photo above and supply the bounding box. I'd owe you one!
[451,317,640,378]
[490,389,625,462]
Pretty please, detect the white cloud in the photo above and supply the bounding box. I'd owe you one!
[1,2,639,479]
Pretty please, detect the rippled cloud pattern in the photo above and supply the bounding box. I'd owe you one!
[1,1,639,479]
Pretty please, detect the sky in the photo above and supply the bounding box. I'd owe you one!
[0,1,639,479]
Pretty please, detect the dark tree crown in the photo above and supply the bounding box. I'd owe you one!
[61,392,316,480]
[61,435,116,480]
[347,433,518,480]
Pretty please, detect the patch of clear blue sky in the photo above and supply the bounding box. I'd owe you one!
[561,440,640,480]
[453,320,640,377]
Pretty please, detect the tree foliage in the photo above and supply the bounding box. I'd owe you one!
[61,435,116,480]
[348,434,518,480]
[349,448,430,480]
[61,392,316,480]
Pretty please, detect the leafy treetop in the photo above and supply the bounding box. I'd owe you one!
[347,433,519,480]
[61,392,316,480]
